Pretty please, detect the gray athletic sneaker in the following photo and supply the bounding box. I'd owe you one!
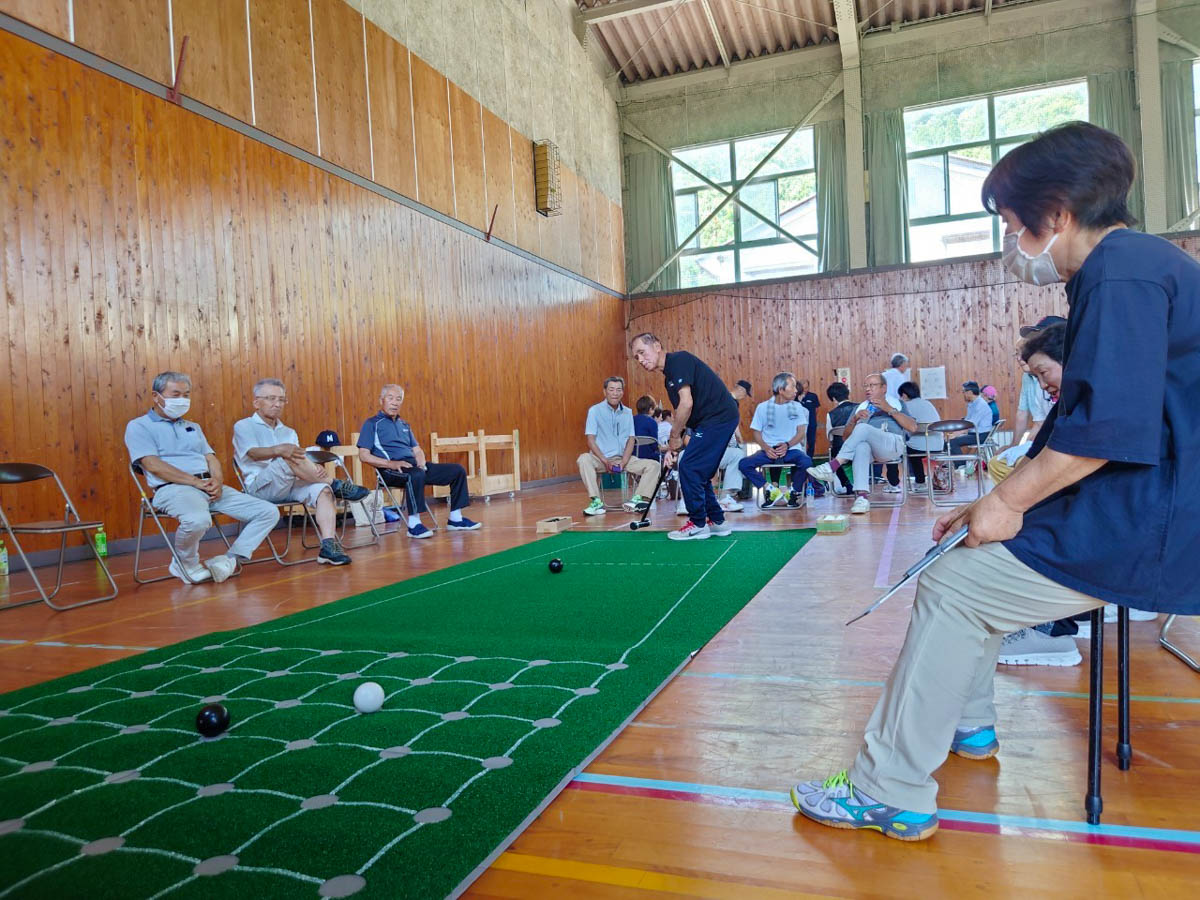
[998,628,1081,666]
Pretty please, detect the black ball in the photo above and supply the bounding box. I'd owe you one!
[548,558,563,574]
[196,703,231,738]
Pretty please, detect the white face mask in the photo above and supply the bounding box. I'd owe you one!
[1002,228,1061,286]
[158,396,191,419]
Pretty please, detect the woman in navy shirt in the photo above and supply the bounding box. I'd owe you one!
[791,122,1200,841]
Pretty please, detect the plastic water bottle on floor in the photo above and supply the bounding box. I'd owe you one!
[94,527,107,558]
[0,540,8,577]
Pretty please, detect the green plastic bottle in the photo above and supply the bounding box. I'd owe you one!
[94,527,107,558]
[0,539,8,576]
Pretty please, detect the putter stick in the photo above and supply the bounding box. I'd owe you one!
[630,462,673,530]
[845,525,970,625]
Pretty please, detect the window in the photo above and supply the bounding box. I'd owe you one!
[903,81,1088,263]
[670,129,819,287]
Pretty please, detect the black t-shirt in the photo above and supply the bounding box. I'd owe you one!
[663,351,739,430]
[800,392,820,430]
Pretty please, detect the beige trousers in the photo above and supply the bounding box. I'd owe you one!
[577,454,661,500]
[848,542,1104,813]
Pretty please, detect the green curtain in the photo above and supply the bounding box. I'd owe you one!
[865,109,909,266]
[1161,59,1199,230]
[815,119,849,273]
[624,149,679,292]
[1087,69,1145,227]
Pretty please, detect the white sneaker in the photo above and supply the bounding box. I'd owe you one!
[850,496,870,514]
[706,519,732,536]
[882,484,902,494]
[676,499,688,516]
[168,558,212,584]
[668,521,711,541]
[998,628,1081,666]
[806,462,836,487]
[910,483,928,493]
[718,494,744,513]
[204,555,238,584]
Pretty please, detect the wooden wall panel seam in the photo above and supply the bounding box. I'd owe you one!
[360,8,374,182]
[306,0,320,157]
[244,0,256,125]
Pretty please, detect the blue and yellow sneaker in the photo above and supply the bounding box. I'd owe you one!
[950,725,999,760]
[790,770,938,841]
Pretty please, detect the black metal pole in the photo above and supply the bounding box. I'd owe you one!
[1086,606,1104,825]
[1117,605,1132,771]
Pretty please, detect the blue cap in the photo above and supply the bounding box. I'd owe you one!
[315,430,341,448]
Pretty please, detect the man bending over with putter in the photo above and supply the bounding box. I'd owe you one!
[631,333,739,541]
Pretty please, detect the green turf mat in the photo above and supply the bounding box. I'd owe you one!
[0,529,812,899]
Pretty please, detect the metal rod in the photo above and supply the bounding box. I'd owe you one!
[1117,606,1132,771]
[1086,606,1104,825]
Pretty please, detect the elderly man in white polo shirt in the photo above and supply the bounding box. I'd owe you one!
[125,371,281,584]
[579,376,661,516]
[233,378,370,566]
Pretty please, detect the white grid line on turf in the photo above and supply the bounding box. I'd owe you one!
[0,537,741,895]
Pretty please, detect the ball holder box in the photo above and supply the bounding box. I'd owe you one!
[536,515,574,534]
[816,514,850,535]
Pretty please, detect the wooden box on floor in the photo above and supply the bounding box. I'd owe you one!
[535,515,573,534]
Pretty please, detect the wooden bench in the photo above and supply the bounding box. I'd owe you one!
[429,430,521,499]
[343,431,521,500]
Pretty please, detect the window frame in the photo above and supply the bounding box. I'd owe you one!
[903,79,1088,261]
[669,128,820,286]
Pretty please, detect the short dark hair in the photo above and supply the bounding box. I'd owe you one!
[981,122,1136,235]
[636,395,655,415]
[1020,322,1067,365]
[826,382,849,403]
[898,381,920,400]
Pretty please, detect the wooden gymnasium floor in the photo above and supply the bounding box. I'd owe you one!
[2,481,1198,897]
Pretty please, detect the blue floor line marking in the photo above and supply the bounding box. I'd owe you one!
[574,772,1200,845]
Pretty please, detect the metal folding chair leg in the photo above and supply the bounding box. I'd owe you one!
[1086,606,1104,824]
[1117,606,1132,771]
[1159,614,1200,671]
[0,525,118,612]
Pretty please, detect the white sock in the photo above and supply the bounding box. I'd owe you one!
[407,514,420,528]
[449,509,463,523]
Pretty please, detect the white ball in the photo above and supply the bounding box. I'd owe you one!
[353,681,385,714]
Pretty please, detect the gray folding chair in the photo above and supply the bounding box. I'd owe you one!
[869,451,908,508]
[307,450,380,547]
[923,420,986,507]
[128,462,239,584]
[0,463,117,610]
[231,463,321,568]
[1159,615,1199,672]
[370,465,439,531]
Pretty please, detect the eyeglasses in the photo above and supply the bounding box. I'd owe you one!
[259,396,287,404]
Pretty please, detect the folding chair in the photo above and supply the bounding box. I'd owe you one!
[370,466,440,531]
[231,463,321,568]
[128,462,238,584]
[0,463,118,611]
[977,418,1007,465]
[1159,615,1199,672]
[307,450,380,547]
[868,451,907,508]
[923,420,986,507]
[1084,607,1132,824]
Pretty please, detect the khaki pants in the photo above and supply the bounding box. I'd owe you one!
[577,454,660,500]
[848,542,1104,813]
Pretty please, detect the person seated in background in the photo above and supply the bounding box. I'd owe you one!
[807,373,916,514]
[738,372,812,508]
[982,385,1001,425]
[357,383,482,538]
[1008,315,1062,447]
[125,371,280,584]
[232,378,368,567]
[882,353,910,407]
[897,382,942,494]
[824,382,858,495]
[798,378,821,460]
[633,395,661,462]
[577,377,660,516]
[656,408,673,449]
[731,379,753,404]
[949,381,994,466]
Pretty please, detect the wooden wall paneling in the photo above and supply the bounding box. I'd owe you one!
[509,127,540,256]
[170,0,253,124]
[74,0,172,85]
[536,201,562,273]
[364,22,416,200]
[410,54,454,219]
[0,0,71,39]
[448,83,485,232]
[593,197,612,293]
[310,0,371,178]
[481,107,514,244]
[247,0,318,155]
